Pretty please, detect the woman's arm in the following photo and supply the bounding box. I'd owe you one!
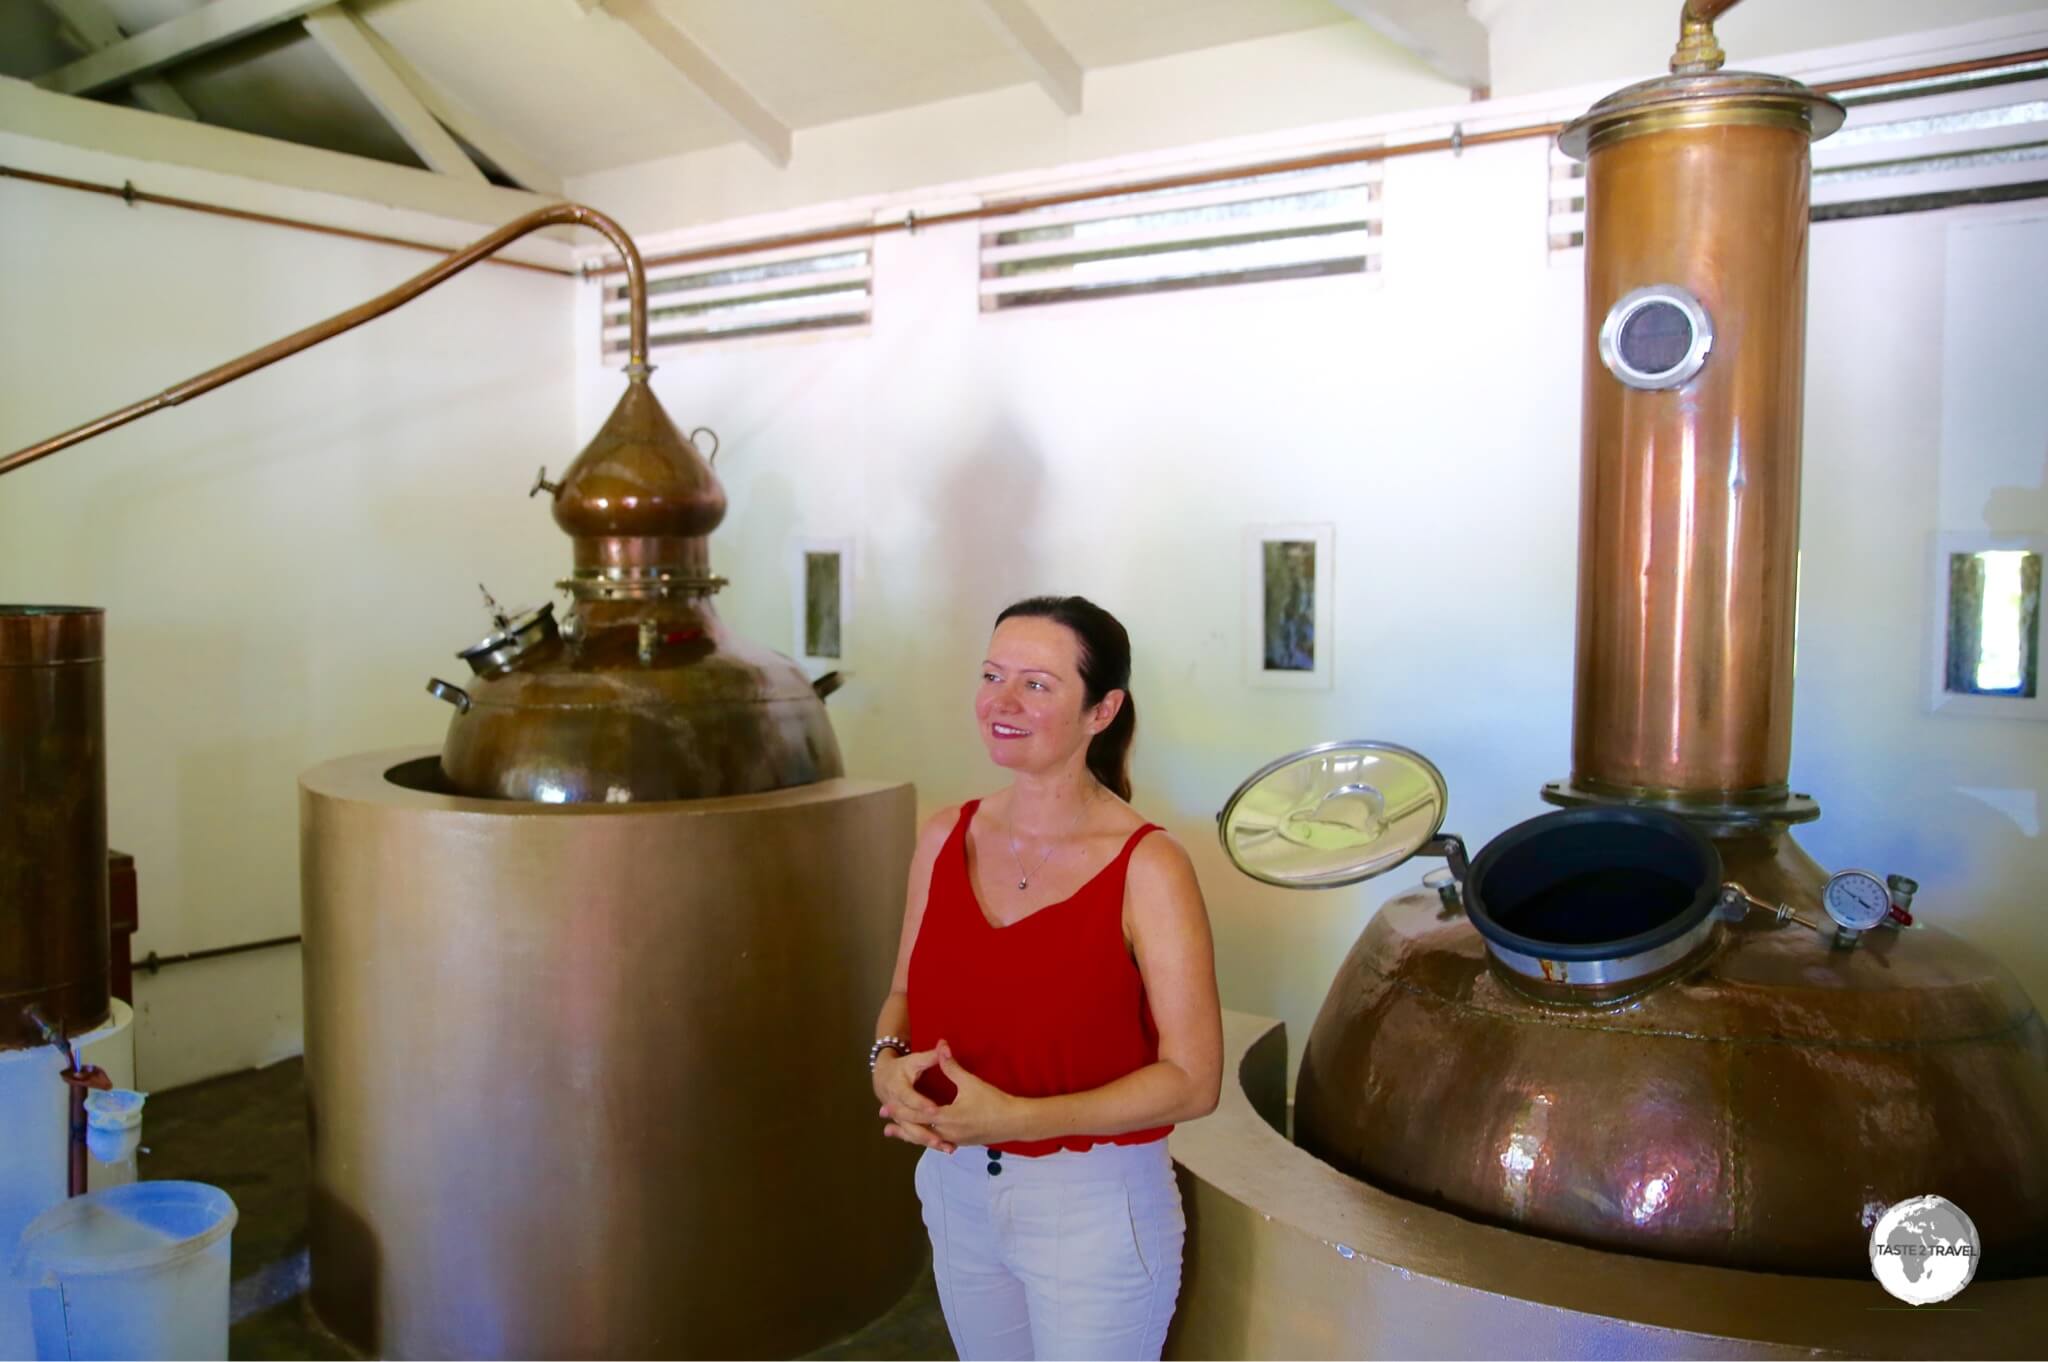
[915,831,1223,1147]
[872,806,960,1152]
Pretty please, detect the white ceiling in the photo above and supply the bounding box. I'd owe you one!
[6,0,1377,183]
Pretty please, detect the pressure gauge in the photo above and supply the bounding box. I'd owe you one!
[1821,869,1892,932]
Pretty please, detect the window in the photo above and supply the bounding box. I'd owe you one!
[1928,534,2048,720]
[1946,549,2042,698]
[979,159,1384,312]
[599,232,872,357]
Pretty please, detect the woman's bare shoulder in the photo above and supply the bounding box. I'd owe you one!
[1128,823,1196,879]
[916,802,968,855]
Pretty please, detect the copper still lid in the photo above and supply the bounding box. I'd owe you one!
[1559,69,1845,159]
[1560,0,1844,160]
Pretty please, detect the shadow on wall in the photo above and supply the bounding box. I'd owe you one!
[903,412,1051,800]
[727,463,800,646]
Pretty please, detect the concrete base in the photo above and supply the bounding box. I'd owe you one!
[300,749,923,1360]
[1166,1012,2047,1359]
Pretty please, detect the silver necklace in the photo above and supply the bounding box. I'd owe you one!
[1007,791,1092,891]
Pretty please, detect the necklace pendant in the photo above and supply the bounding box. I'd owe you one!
[1017,879,1028,891]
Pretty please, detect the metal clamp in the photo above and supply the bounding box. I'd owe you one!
[689,427,719,465]
[426,677,471,713]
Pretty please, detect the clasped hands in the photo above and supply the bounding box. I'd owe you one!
[874,1039,1021,1152]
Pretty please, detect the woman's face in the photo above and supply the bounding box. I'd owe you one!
[976,616,1110,776]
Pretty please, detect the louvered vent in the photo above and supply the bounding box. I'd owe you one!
[979,159,1384,311]
[1814,55,2048,219]
[599,231,873,356]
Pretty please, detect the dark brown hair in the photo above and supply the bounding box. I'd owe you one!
[994,595,1136,801]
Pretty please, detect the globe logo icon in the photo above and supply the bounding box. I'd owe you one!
[1869,1195,1980,1305]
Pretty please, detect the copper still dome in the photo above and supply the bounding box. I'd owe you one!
[426,370,842,803]
[1221,0,2048,1279]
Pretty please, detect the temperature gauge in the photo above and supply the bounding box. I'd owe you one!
[1822,869,1892,932]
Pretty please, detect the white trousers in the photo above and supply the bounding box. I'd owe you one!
[914,1139,1185,1362]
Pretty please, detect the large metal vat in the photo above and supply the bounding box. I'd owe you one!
[301,753,920,1359]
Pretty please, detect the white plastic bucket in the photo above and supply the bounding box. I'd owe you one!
[12,1181,237,1361]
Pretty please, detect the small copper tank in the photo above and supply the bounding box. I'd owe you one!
[1292,6,2048,1277]
[0,606,110,1049]
[428,371,842,802]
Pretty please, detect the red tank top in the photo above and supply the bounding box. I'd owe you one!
[908,800,1171,1157]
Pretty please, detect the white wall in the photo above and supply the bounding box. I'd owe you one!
[0,132,576,1090]
[571,119,2048,1086]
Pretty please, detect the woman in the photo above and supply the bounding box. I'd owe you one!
[868,595,1223,1362]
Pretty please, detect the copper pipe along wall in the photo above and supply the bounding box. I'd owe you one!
[0,202,646,479]
[1,608,109,1051]
[0,167,572,278]
[1569,121,1817,800]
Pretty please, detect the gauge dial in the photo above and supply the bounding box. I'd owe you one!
[1822,869,1891,931]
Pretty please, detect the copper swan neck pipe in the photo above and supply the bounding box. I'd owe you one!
[1674,0,1744,73]
[0,202,648,479]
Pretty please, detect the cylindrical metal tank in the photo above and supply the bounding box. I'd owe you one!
[1,606,109,1050]
[1286,2,2048,1279]
[1554,60,1839,819]
[302,752,922,1358]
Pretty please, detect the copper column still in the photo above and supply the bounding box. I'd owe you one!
[1287,0,2048,1278]
[0,607,109,1052]
[1547,0,1834,821]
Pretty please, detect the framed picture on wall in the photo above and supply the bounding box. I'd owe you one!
[789,536,855,668]
[1927,531,2046,720]
[1245,524,1334,689]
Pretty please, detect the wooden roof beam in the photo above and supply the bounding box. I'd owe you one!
[39,0,198,119]
[596,0,791,168]
[34,0,332,97]
[966,0,1083,116]
[301,5,485,184]
[352,18,560,195]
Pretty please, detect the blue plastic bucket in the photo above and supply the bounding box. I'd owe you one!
[12,1181,237,1361]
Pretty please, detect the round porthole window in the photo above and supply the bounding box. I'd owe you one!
[1598,285,1713,390]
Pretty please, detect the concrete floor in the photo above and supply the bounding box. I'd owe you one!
[142,1058,955,1360]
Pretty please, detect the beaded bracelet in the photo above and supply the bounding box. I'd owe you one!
[868,1035,909,1072]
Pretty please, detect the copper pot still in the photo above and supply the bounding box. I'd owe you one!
[1221,0,2048,1280]
[423,374,842,803]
